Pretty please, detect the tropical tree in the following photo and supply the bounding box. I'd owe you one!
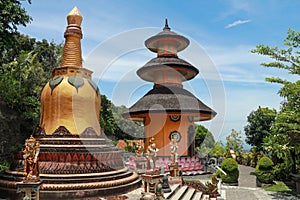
[194,124,215,155]
[0,0,32,57]
[195,124,215,148]
[112,105,144,139]
[100,95,144,140]
[210,141,226,158]
[244,106,277,151]
[226,129,244,154]
[252,28,300,173]
[0,0,63,133]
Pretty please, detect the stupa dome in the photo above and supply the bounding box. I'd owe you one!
[39,7,100,135]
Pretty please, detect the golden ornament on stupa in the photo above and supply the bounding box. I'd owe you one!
[40,6,101,135]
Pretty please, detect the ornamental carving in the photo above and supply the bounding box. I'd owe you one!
[170,115,180,122]
[80,127,98,137]
[23,135,40,182]
[52,126,72,136]
[49,76,63,94]
[169,131,181,142]
[68,76,84,92]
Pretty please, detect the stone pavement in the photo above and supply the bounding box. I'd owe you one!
[222,165,299,200]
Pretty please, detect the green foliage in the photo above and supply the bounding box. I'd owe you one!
[238,149,264,168]
[0,0,32,53]
[264,181,291,192]
[209,141,226,158]
[100,95,144,140]
[215,169,221,178]
[0,160,10,171]
[239,153,250,166]
[226,129,244,154]
[194,124,215,155]
[273,161,292,180]
[0,1,63,135]
[255,156,274,184]
[252,28,300,174]
[0,39,63,132]
[251,153,263,168]
[220,158,239,183]
[123,140,138,153]
[100,95,116,137]
[257,156,274,170]
[113,105,144,139]
[244,106,277,151]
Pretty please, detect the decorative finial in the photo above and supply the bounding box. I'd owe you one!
[163,18,170,31]
[67,6,82,26]
[61,6,83,68]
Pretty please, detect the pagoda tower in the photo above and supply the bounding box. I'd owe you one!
[0,7,140,199]
[123,20,216,157]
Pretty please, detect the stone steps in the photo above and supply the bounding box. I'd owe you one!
[184,188,196,199]
[165,184,225,200]
[192,191,202,200]
[164,184,180,199]
[170,185,189,200]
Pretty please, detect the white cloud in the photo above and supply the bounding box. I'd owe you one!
[225,19,251,29]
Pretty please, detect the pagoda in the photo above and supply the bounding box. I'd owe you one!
[123,20,216,157]
[0,7,140,199]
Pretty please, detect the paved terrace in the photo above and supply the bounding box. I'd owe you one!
[223,165,299,200]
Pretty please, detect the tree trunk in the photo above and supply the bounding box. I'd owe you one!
[291,149,297,174]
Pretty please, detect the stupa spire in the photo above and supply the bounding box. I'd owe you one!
[163,18,170,31]
[61,6,83,68]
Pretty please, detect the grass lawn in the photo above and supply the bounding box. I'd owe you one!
[264,181,292,192]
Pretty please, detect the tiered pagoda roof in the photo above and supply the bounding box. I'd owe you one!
[123,20,216,122]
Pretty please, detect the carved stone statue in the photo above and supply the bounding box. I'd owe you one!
[170,138,178,164]
[136,142,144,157]
[183,173,219,196]
[146,137,159,170]
[204,173,219,195]
[23,135,40,182]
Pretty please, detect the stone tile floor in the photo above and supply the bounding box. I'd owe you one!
[88,165,299,200]
[223,165,299,200]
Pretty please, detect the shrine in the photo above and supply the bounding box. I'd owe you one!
[0,7,140,199]
[123,20,216,157]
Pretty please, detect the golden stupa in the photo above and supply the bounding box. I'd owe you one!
[40,7,101,135]
[0,7,141,199]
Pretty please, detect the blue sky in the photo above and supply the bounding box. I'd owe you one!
[19,0,299,147]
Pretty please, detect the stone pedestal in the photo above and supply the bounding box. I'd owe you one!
[141,171,163,194]
[169,162,181,177]
[17,181,43,200]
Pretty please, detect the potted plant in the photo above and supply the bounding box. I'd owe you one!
[255,156,274,187]
[220,158,239,185]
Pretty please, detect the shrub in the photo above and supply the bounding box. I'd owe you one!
[255,156,274,184]
[257,156,274,170]
[0,160,10,171]
[216,169,221,178]
[220,158,239,183]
